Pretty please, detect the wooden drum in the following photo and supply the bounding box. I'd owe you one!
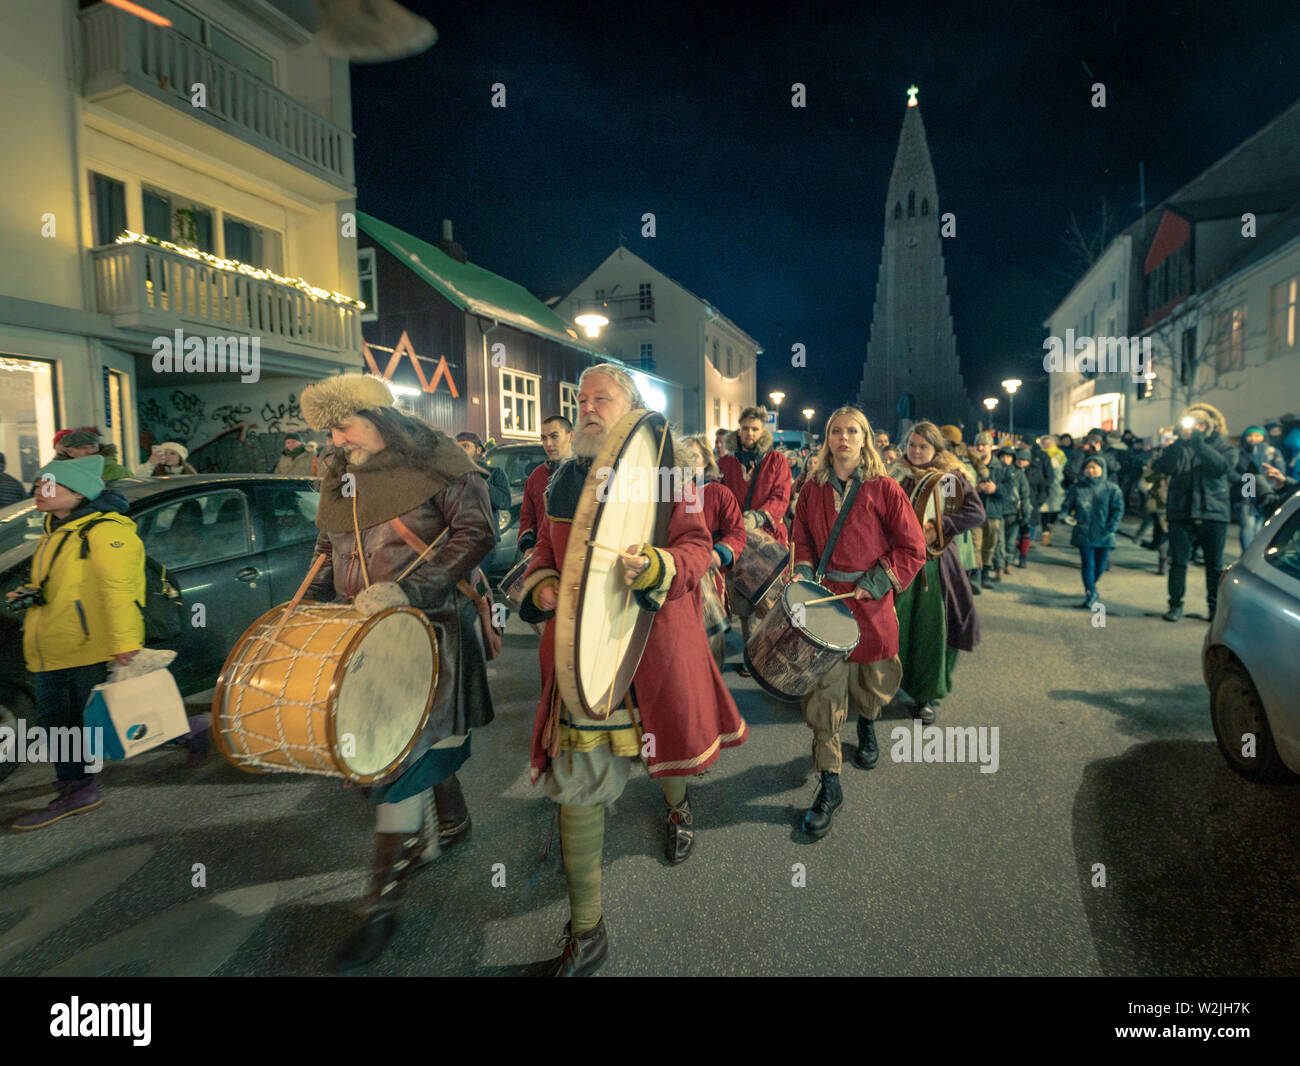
[213,602,439,783]
[701,573,728,640]
[726,527,789,618]
[743,578,860,702]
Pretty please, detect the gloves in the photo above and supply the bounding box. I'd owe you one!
[353,581,408,617]
[743,510,765,532]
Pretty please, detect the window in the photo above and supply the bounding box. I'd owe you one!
[921,198,929,216]
[224,215,281,271]
[560,382,578,425]
[90,173,126,247]
[1263,506,1300,582]
[639,283,653,311]
[639,342,653,368]
[907,191,915,217]
[712,338,720,368]
[137,490,251,570]
[500,368,540,436]
[1111,280,1117,301]
[714,397,721,428]
[1214,306,1247,375]
[0,355,58,484]
[1269,276,1298,357]
[726,346,733,377]
[143,186,214,253]
[357,247,378,321]
[894,201,902,219]
[594,288,605,302]
[255,487,320,549]
[1179,326,1197,387]
[103,367,127,462]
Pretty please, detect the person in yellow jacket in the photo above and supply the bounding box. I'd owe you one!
[9,455,145,830]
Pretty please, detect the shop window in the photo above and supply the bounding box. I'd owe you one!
[90,172,126,247]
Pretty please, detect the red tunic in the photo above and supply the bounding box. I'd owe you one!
[792,476,927,663]
[518,461,550,547]
[700,479,746,599]
[719,448,792,545]
[523,497,748,778]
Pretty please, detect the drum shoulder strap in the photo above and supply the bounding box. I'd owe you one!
[815,477,861,580]
[387,516,483,606]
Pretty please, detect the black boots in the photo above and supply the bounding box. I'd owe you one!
[968,569,981,595]
[1016,554,1028,569]
[853,717,879,770]
[801,771,843,840]
[333,830,425,971]
[665,793,694,865]
[548,917,609,977]
[981,567,996,588]
[1163,603,1183,622]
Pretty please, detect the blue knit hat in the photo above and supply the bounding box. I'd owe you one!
[36,455,105,501]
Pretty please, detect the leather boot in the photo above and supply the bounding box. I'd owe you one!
[1162,603,1183,622]
[801,771,842,840]
[853,716,879,769]
[665,793,694,865]
[433,774,472,846]
[968,570,981,595]
[548,917,609,977]
[1041,529,1053,547]
[333,831,424,972]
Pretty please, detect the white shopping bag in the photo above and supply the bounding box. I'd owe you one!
[83,668,189,760]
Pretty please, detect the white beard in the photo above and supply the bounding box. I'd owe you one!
[572,427,606,458]
[345,447,372,466]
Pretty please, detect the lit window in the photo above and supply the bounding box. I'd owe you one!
[1269,276,1298,357]
[560,382,578,425]
[357,247,378,321]
[500,368,540,436]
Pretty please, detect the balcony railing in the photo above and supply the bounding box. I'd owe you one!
[574,293,656,324]
[92,241,361,355]
[80,2,354,186]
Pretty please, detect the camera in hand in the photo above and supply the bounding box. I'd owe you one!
[7,585,47,611]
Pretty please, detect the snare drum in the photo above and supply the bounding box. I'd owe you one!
[726,527,790,617]
[743,578,860,702]
[213,601,438,782]
[498,553,543,635]
[701,571,728,639]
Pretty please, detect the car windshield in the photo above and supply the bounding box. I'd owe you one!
[485,448,546,490]
[0,499,44,559]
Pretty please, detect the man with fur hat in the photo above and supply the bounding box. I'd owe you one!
[1153,401,1236,622]
[273,434,315,476]
[518,364,747,976]
[298,374,497,971]
[58,427,133,481]
[718,405,792,671]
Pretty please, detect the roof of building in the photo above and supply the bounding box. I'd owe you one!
[357,211,606,358]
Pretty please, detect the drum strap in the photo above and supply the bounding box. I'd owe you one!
[815,477,861,581]
[743,466,759,511]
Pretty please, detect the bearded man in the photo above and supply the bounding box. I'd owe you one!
[517,364,747,977]
[299,375,497,971]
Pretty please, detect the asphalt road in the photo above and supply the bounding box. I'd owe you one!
[3,522,1298,976]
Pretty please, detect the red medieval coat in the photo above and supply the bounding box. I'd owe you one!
[520,461,747,779]
[700,478,746,599]
[517,460,552,552]
[792,474,927,663]
[719,436,792,546]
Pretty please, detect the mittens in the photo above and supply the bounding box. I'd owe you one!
[353,581,409,617]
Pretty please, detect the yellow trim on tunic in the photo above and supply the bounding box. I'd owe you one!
[552,685,643,758]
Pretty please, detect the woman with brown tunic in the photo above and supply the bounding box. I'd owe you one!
[891,421,985,724]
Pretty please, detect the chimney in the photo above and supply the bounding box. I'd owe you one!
[437,219,467,263]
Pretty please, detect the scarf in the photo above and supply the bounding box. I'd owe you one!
[736,446,761,473]
[544,457,592,522]
[315,438,479,533]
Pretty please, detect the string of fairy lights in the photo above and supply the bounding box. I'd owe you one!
[113,231,366,310]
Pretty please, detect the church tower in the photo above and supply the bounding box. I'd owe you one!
[858,87,971,437]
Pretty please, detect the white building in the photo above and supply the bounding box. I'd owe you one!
[559,246,760,436]
[0,0,365,480]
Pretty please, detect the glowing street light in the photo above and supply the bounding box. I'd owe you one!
[1001,379,1022,439]
[574,312,609,339]
[983,396,998,433]
[769,391,785,430]
[802,407,815,442]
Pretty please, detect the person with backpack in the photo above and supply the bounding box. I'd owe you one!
[8,455,145,830]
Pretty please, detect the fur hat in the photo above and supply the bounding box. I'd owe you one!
[938,424,963,446]
[1179,401,1227,437]
[157,441,189,462]
[61,428,102,448]
[301,375,395,431]
[973,432,993,446]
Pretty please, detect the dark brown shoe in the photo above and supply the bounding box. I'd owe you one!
[333,830,424,972]
[547,917,609,977]
[665,794,694,865]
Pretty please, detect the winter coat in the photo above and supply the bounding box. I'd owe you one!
[1043,448,1066,511]
[981,459,1019,520]
[1011,465,1034,522]
[22,493,145,672]
[792,474,927,663]
[1285,428,1300,473]
[517,458,556,553]
[0,472,25,507]
[1140,455,1169,520]
[520,457,747,778]
[1065,447,1117,490]
[1062,473,1124,549]
[148,462,198,477]
[719,427,793,544]
[1153,406,1236,523]
[700,478,746,601]
[273,446,315,476]
[1101,442,1127,483]
[1237,440,1285,515]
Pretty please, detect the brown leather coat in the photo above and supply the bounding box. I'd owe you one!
[306,475,497,767]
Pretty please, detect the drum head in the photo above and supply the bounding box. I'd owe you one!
[784,578,859,653]
[556,408,674,718]
[331,607,438,781]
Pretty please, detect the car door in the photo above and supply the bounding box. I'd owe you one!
[135,487,272,693]
[250,482,322,603]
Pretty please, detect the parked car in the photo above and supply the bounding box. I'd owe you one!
[0,475,319,782]
[1203,489,1300,783]
[483,442,547,578]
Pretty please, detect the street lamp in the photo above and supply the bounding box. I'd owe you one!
[1001,379,1022,439]
[769,390,785,430]
[983,397,998,433]
[802,407,815,441]
[573,312,609,339]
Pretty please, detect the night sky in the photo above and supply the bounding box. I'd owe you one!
[350,0,1300,435]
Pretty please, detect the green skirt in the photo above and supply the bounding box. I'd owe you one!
[895,559,960,703]
[368,733,471,805]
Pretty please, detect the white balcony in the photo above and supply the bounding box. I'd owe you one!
[80,2,354,190]
[92,239,362,361]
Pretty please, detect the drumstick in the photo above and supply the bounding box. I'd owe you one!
[395,526,450,582]
[802,591,858,606]
[585,539,644,562]
[266,553,328,644]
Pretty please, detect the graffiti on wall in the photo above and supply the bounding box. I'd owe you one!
[138,389,309,452]
[261,394,303,433]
